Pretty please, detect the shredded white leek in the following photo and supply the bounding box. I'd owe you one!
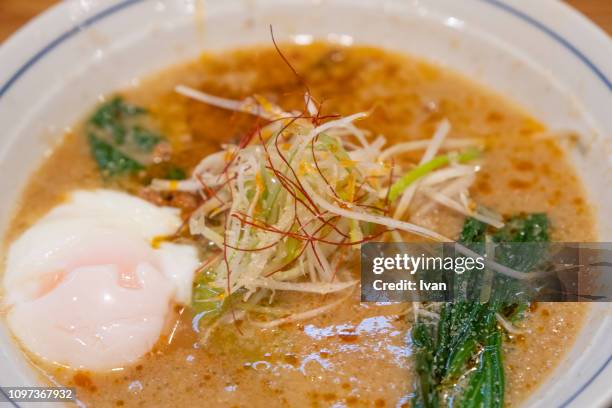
[495,312,527,335]
[153,85,521,332]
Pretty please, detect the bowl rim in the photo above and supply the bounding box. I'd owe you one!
[0,0,610,99]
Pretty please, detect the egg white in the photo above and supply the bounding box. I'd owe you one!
[3,189,199,370]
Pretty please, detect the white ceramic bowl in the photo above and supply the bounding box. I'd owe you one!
[0,1,610,407]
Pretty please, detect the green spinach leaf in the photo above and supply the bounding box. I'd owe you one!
[411,212,550,408]
[86,96,163,176]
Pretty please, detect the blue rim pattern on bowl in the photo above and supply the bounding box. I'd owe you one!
[0,387,17,408]
[0,1,609,407]
[480,0,611,91]
[0,0,144,99]
[559,355,612,408]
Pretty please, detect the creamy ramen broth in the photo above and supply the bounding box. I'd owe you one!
[3,43,595,407]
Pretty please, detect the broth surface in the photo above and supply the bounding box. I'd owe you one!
[4,43,595,407]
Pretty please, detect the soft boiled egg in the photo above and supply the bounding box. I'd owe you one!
[2,189,199,371]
